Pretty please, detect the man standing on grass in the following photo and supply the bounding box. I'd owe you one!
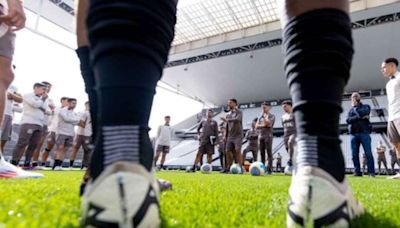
[376,141,390,175]
[281,100,296,174]
[256,101,275,174]
[275,153,282,173]
[221,99,243,173]
[362,153,368,175]
[347,92,374,177]
[218,124,226,171]
[11,83,48,168]
[31,81,55,169]
[39,97,69,167]
[382,57,400,179]
[191,109,218,172]
[69,101,92,169]
[154,116,173,170]
[242,118,258,164]
[52,98,81,170]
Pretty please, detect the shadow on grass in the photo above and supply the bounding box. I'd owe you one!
[352,212,398,228]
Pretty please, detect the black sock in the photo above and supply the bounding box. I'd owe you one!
[32,162,38,167]
[70,160,74,167]
[76,46,97,140]
[283,9,353,182]
[11,160,17,165]
[87,0,177,179]
[53,160,62,169]
[41,162,46,166]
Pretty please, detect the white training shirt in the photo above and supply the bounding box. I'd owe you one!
[48,106,62,133]
[57,107,80,136]
[20,92,48,126]
[76,111,92,137]
[157,125,173,146]
[386,71,400,121]
[4,85,18,117]
[42,98,54,126]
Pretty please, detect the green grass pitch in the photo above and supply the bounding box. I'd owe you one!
[0,171,399,227]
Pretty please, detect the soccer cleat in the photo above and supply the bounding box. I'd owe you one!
[54,166,63,171]
[81,162,161,228]
[285,165,294,176]
[0,157,44,179]
[287,166,364,228]
[388,173,400,179]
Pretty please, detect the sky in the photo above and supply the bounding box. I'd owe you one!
[11,7,205,137]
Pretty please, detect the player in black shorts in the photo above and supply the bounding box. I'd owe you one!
[220,99,244,173]
[281,100,296,173]
[275,153,282,172]
[218,124,226,171]
[256,102,275,174]
[192,109,218,171]
[242,118,258,165]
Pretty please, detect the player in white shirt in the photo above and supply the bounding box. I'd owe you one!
[154,116,174,170]
[10,83,49,168]
[382,57,400,179]
[31,81,55,168]
[69,101,92,169]
[39,97,69,166]
[52,98,82,170]
[1,84,22,151]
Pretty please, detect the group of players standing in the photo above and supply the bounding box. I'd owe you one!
[1,81,93,171]
[189,99,296,174]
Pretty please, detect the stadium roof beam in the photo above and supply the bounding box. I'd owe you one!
[180,10,208,41]
[200,2,225,41]
[224,0,244,30]
[250,0,264,25]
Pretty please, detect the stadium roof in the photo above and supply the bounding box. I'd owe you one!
[23,0,400,106]
[23,0,397,50]
[172,0,278,46]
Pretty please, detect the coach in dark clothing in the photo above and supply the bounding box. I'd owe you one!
[346,92,375,176]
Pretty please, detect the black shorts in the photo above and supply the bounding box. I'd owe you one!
[56,134,74,148]
[199,143,214,155]
[226,138,242,151]
[157,145,170,154]
[74,135,92,152]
